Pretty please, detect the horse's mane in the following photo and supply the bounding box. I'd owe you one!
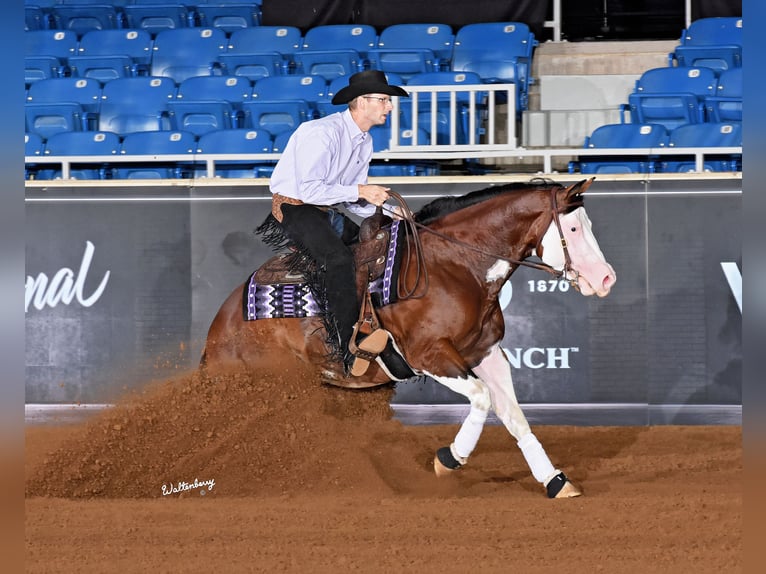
[414,178,566,225]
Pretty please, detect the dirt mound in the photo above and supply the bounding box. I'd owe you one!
[25,362,422,499]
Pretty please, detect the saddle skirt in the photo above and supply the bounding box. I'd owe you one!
[244,219,404,322]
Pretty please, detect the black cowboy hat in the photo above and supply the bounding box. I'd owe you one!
[331,70,409,105]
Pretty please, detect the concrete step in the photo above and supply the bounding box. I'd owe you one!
[532,40,678,76]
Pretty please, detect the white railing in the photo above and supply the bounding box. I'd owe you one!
[387,83,518,150]
[25,145,742,181]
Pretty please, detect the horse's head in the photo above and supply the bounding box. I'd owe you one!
[536,179,616,297]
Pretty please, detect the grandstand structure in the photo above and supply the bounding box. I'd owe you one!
[23,1,742,180]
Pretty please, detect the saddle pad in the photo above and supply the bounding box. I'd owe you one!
[243,273,322,321]
[368,219,404,307]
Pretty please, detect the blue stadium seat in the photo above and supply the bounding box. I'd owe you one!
[41,130,121,179]
[69,29,153,82]
[219,26,303,80]
[150,28,227,83]
[670,17,742,73]
[451,22,538,111]
[49,2,123,36]
[571,123,669,174]
[243,75,325,137]
[194,1,262,34]
[25,132,45,180]
[661,122,741,172]
[114,130,197,179]
[400,71,485,145]
[705,67,742,123]
[168,75,252,135]
[98,76,177,134]
[26,77,102,138]
[25,30,79,83]
[122,1,195,35]
[368,23,454,81]
[271,130,293,154]
[195,128,274,178]
[25,5,51,31]
[627,66,718,130]
[370,125,430,151]
[293,24,378,81]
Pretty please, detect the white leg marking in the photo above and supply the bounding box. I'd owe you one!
[425,370,491,462]
[473,344,559,485]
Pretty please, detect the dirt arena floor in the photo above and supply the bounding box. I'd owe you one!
[25,365,742,573]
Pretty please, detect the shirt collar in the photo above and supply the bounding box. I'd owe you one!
[342,109,366,143]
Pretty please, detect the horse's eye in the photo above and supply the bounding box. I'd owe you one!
[570,227,577,232]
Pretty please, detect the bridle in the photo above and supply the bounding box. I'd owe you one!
[384,187,583,301]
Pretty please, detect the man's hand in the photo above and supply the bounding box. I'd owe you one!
[358,184,390,207]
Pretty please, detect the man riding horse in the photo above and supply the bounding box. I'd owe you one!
[257,71,408,376]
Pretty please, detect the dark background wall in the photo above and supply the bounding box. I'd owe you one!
[261,0,741,40]
[25,178,742,418]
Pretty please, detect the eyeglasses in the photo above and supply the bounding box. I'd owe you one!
[362,96,392,105]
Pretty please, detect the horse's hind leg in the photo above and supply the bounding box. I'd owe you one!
[472,344,582,499]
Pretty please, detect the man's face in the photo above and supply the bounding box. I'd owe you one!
[358,93,394,127]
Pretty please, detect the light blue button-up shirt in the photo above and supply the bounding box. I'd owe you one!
[269,109,376,217]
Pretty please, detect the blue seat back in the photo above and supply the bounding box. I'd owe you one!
[661,122,741,172]
[195,2,261,34]
[74,29,154,65]
[122,2,194,35]
[196,128,274,177]
[44,130,121,156]
[169,76,252,134]
[251,75,325,104]
[26,30,78,59]
[120,129,197,154]
[451,22,536,83]
[26,77,102,114]
[369,23,454,79]
[151,28,227,83]
[49,4,121,36]
[673,18,743,72]
[706,67,742,122]
[294,24,377,80]
[114,129,196,178]
[628,67,717,129]
[26,77,102,138]
[25,132,45,157]
[99,76,177,134]
[577,123,669,174]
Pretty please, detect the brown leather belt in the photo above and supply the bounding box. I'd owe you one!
[271,193,303,222]
[271,193,332,222]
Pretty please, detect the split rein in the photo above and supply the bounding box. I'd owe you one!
[382,188,581,301]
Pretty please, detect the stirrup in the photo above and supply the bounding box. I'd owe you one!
[348,329,389,377]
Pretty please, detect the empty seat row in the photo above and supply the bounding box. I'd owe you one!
[25,72,488,146]
[624,66,742,130]
[569,122,741,174]
[25,126,440,179]
[25,21,537,110]
[26,0,262,36]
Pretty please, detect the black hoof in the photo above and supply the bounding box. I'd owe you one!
[545,472,569,498]
[435,446,463,471]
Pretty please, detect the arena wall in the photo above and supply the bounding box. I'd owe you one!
[25,174,742,425]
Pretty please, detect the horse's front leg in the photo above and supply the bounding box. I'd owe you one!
[425,372,492,476]
[472,344,582,499]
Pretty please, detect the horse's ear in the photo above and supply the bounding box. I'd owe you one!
[565,177,595,197]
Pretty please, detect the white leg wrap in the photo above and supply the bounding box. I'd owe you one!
[452,405,488,461]
[517,433,558,484]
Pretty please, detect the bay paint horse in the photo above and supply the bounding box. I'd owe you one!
[201,178,616,498]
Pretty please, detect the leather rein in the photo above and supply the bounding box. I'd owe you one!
[384,188,582,301]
